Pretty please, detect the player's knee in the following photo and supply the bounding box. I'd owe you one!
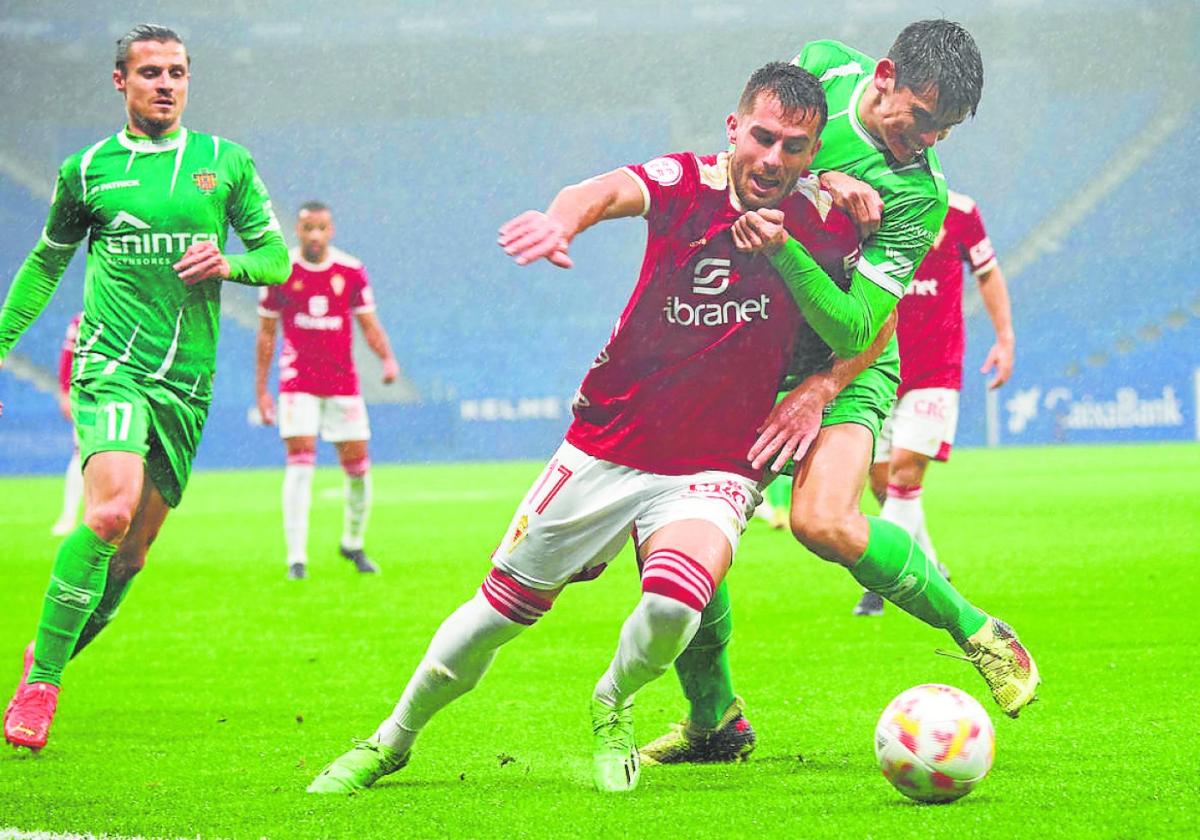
[285,449,316,468]
[790,510,854,566]
[478,568,554,626]
[639,591,701,637]
[84,502,134,543]
[640,549,716,611]
[340,455,369,478]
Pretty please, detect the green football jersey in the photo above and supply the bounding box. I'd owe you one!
[43,127,282,401]
[793,39,948,299]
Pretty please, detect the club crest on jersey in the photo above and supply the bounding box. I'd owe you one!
[507,515,529,554]
[644,157,683,186]
[192,169,218,193]
[330,273,346,296]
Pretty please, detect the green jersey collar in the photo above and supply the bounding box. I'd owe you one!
[848,72,885,152]
[118,126,187,153]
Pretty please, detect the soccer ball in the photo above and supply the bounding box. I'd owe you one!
[874,683,995,803]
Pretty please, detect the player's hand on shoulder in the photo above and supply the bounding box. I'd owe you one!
[819,171,882,239]
[732,208,788,256]
[498,210,573,269]
[174,240,231,285]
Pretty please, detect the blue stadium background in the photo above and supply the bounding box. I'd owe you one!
[1,1,1197,475]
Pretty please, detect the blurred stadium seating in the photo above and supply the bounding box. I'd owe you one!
[1,0,1196,474]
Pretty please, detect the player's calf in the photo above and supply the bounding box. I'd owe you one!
[591,549,715,790]
[309,569,554,790]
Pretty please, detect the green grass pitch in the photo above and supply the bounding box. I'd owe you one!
[0,442,1197,839]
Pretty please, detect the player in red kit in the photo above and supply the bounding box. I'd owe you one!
[854,189,1014,615]
[306,62,893,795]
[256,202,401,580]
[50,313,84,537]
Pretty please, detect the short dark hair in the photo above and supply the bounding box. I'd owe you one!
[737,62,828,135]
[887,19,983,120]
[115,24,188,74]
[298,201,331,216]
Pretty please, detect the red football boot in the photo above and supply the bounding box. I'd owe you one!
[4,682,60,751]
[3,642,35,723]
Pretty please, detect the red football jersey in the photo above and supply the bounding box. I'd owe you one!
[896,191,997,396]
[565,152,859,480]
[59,312,81,393]
[258,247,375,396]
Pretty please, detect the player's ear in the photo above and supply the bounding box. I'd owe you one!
[726,112,738,146]
[873,58,896,96]
[113,67,126,94]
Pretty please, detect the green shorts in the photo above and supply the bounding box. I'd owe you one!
[820,338,900,444]
[777,336,899,475]
[71,375,209,507]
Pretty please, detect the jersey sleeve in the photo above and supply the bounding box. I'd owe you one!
[956,203,997,276]
[42,157,91,250]
[855,192,946,298]
[226,146,283,243]
[350,266,376,314]
[257,283,284,318]
[791,40,859,81]
[621,153,698,230]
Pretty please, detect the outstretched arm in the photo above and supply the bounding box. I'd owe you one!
[0,239,79,365]
[498,169,647,269]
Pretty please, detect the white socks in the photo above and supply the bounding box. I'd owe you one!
[283,457,315,566]
[594,592,701,709]
[373,591,527,754]
[880,483,939,569]
[341,458,371,551]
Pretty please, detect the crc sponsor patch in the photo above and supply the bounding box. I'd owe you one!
[643,156,683,186]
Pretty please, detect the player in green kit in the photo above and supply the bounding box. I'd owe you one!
[643,20,1039,764]
[0,24,289,751]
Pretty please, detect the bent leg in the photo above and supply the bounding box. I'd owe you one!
[596,521,726,710]
[791,424,984,646]
[28,451,144,685]
[72,476,170,658]
[372,570,561,755]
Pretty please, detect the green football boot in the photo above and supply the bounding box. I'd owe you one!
[640,695,756,765]
[590,697,640,793]
[940,616,1040,718]
[306,738,410,794]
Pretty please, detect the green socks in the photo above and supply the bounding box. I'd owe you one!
[71,574,135,659]
[27,525,117,686]
[850,516,986,645]
[672,580,736,729]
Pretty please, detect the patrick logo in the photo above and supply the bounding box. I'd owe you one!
[330,273,345,296]
[192,169,218,193]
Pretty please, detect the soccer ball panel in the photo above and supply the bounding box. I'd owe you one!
[874,683,995,803]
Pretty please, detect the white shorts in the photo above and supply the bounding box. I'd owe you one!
[492,441,761,590]
[875,387,959,463]
[277,392,371,442]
